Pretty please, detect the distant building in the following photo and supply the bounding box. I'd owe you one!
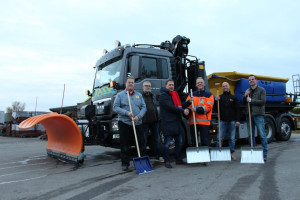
[2,111,49,137]
[0,111,4,124]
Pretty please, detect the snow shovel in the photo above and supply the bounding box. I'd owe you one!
[127,91,153,174]
[210,83,231,161]
[186,89,210,164]
[241,100,264,164]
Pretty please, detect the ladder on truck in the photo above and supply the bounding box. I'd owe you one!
[292,74,300,104]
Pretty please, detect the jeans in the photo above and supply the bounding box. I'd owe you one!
[163,134,182,163]
[190,125,209,147]
[142,122,162,159]
[216,121,236,152]
[246,115,268,156]
[118,121,146,166]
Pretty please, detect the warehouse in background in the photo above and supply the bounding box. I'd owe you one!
[0,111,48,137]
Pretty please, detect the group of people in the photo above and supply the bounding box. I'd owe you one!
[113,75,268,171]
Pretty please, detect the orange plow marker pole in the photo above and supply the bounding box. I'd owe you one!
[18,112,84,163]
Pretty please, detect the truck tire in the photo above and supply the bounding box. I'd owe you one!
[265,117,275,143]
[276,117,292,141]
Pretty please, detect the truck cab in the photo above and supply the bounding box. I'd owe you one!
[78,36,202,148]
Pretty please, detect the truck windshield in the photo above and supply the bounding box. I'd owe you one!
[94,59,122,88]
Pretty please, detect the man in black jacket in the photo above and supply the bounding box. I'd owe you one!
[142,81,164,163]
[159,80,191,168]
[215,82,240,160]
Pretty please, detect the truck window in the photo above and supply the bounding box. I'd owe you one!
[127,56,132,77]
[141,57,158,78]
[95,58,122,88]
[160,58,169,79]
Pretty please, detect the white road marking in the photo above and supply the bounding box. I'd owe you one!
[0,175,47,185]
[0,155,47,166]
[0,162,51,170]
[0,168,48,178]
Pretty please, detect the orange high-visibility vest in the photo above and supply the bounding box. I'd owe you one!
[186,90,214,126]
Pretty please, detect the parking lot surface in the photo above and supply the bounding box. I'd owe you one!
[1,134,300,200]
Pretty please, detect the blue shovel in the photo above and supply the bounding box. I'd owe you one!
[127,91,153,174]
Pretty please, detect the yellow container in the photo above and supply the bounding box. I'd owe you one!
[207,71,289,97]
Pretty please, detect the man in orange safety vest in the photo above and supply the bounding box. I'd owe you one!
[186,77,214,165]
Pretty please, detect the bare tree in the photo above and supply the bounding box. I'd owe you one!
[6,101,26,117]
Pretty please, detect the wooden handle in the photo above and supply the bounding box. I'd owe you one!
[217,88,221,148]
[248,99,253,148]
[127,91,141,157]
[190,89,198,148]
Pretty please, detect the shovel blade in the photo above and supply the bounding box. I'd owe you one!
[240,147,264,164]
[186,146,210,163]
[133,156,153,174]
[210,147,231,161]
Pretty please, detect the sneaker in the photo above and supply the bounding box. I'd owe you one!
[175,160,186,165]
[231,153,236,161]
[264,155,267,162]
[165,163,172,168]
[158,157,165,163]
[122,165,129,171]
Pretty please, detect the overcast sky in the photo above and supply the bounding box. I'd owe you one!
[1,0,299,112]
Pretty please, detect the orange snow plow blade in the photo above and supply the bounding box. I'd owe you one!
[18,112,84,163]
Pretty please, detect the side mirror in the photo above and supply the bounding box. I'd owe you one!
[86,90,92,96]
[110,81,116,88]
[130,56,140,79]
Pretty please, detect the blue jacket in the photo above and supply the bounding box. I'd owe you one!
[159,87,190,136]
[113,90,147,126]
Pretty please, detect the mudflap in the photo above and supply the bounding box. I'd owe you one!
[18,112,85,164]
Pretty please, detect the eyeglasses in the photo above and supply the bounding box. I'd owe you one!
[144,85,151,87]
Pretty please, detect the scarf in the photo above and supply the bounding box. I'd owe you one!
[127,89,135,96]
[169,91,182,108]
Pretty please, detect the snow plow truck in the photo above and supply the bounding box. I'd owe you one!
[18,35,299,164]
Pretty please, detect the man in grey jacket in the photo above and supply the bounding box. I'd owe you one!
[243,74,268,161]
[113,76,147,171]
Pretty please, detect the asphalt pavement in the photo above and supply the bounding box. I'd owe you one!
[1,134,300,200]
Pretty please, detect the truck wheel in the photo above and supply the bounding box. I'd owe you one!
[276,117,292,141]
[265,117,275,143]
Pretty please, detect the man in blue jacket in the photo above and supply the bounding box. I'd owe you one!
[159,80,191,168]
[113,76,147,171]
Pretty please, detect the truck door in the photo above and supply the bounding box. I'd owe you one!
[129,55,170,97]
